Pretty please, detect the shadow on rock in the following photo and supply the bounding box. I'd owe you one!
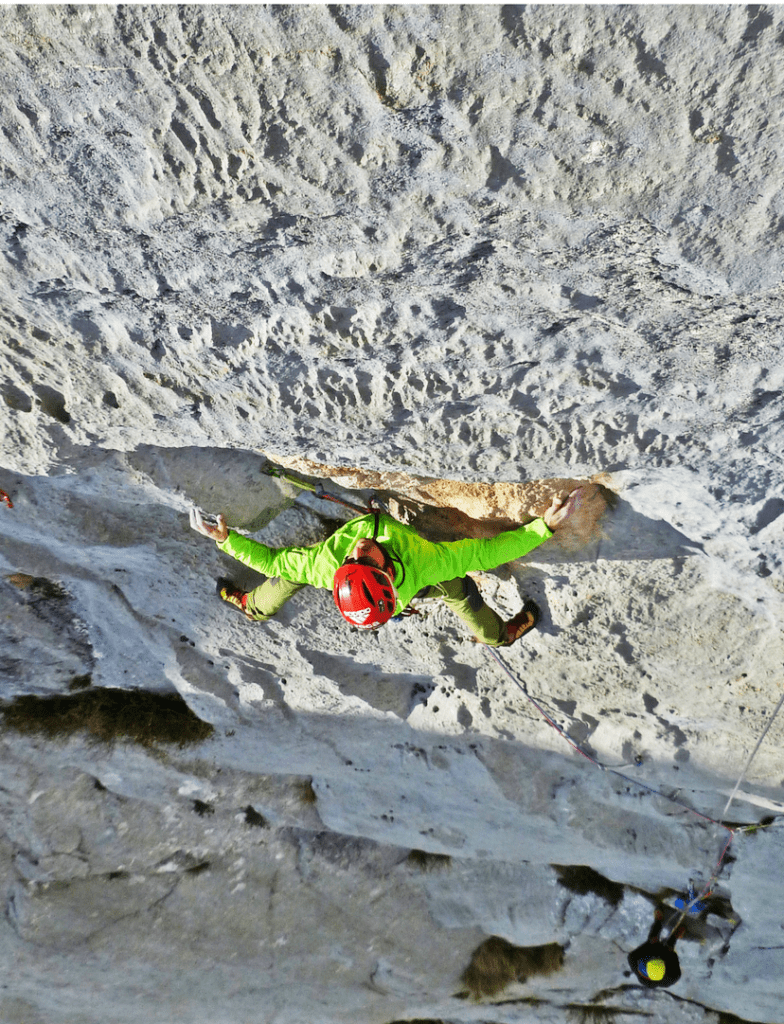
[590,497,704,562]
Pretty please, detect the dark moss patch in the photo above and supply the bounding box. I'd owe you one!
[459,936,565,1000]
[0,688,214,747]
[554,864,624,907]
[244,805,268,828]
[192,799,214,816]
[68,673,93,691]
[186,860,211,875]
[406,848,452,871]
[386,1019,450,1024]
[296,778,318,805]
[6,573,67,600]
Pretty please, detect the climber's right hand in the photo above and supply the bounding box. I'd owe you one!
[189,508,229,543]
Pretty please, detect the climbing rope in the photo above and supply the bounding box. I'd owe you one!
[487,643,784,922]
[719,687,784,824]
[261,463,386,516]
[483,645,784,917]
[483,645,734,831]
[673,685,784,927]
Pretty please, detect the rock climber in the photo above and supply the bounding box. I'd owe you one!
[189,489,583,647]
[627,908,685,989]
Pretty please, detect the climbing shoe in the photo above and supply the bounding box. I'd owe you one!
[504,599,540,645]
[216,577,251,618]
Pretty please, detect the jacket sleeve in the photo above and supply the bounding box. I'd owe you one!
[418,518,553,587]
[216,531,321,584]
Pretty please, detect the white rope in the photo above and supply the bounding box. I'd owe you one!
[673,681,784,929]
[720,687,784,823]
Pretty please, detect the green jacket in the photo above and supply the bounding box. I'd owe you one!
[218,513,552,615]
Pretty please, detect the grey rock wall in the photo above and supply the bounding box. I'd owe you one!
[1,6,783,1024]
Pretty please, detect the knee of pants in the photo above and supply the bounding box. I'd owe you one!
[461,574,483,612]
[440,575,483,612]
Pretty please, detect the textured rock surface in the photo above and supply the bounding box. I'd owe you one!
[1,6,784,1024]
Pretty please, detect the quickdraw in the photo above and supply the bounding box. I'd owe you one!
[0,490,13,509]
[262,462,387,516]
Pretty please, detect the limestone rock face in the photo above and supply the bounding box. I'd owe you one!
[262,448,617,548]
[1,6,784,1024]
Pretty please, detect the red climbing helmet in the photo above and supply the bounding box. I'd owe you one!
[333,563,397,630]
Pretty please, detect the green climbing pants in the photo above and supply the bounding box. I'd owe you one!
[419,576,507,647]
[244,574,507,646]
[244,577,305,621]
